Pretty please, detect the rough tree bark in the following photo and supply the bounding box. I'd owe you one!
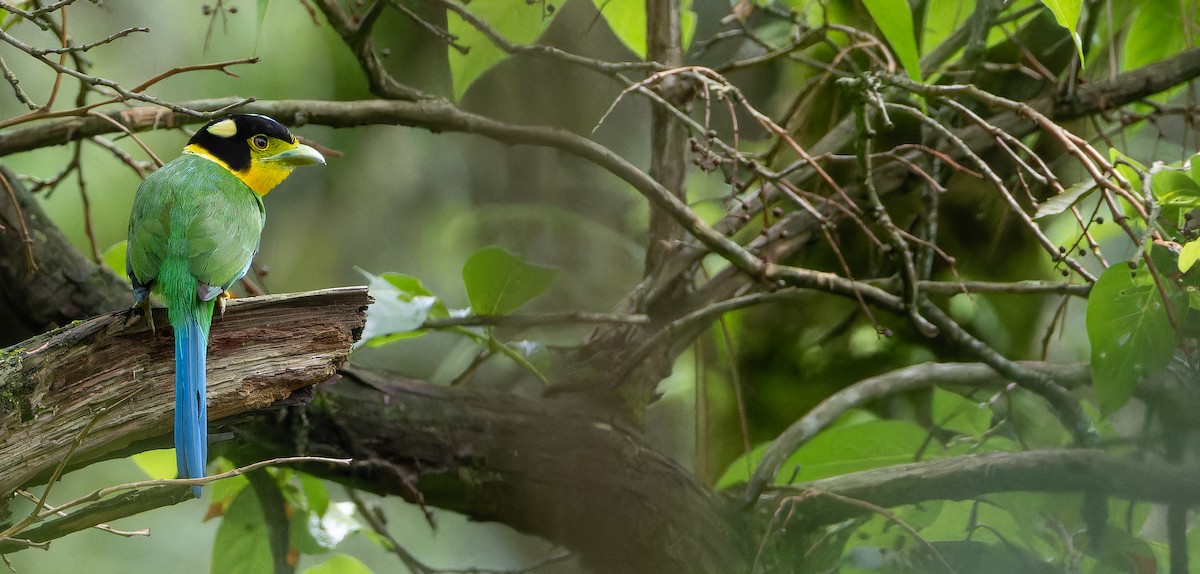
[0,166,131,345]
[643,0,688,279]
[230,366,753,574]
[0,287,368,495]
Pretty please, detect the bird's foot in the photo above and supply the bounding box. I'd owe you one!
[216,290,235,317]
[125,298,156,333]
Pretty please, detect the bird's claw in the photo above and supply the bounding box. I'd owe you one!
[125,298,156,334]
[216,290,234,317]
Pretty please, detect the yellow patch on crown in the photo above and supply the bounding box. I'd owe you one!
[206,119,238,138]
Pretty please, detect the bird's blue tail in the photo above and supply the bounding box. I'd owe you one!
[173,303,212,498]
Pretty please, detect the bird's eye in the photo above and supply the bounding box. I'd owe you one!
[252,135,269,150]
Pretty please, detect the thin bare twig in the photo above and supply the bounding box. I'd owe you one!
[857,94,938,336]
[45,457,352,518]
[0,48,258,130]
[427,0,660,74]
[29,26,148,55]
[40,1,70,111]
[0,169,36,273]
[885,101,1097,282]
[87,110,163,167]
[347,488,434,574]
[0,385,141,540]
[73,141,101,262]
[15,0,77,20]
[87,135,150,179]
[389,0,465,52]
[348,488,572,574]
[423,312,648,329]
[0,53,37,109]
[805,489,958,573]
[13,490,149,539]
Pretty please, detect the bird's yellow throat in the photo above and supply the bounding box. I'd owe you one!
[183,143,294,196]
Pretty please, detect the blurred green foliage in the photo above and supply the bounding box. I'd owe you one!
[4,0,1200,572]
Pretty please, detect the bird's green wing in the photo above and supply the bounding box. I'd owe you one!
[128,154,265,302]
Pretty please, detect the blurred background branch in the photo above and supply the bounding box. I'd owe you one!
[3,0,1200,572]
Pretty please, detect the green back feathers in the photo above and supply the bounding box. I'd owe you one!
[127,153,266,317]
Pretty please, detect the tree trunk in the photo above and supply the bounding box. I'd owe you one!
[228,365,754,574]
[0,166,131,345]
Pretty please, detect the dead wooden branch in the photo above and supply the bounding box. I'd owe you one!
[0,286,369,496]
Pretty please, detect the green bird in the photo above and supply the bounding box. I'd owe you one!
[126,114,325,497]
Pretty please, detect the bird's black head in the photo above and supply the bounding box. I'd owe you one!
[188,114,296,172]
[184,113,324,195]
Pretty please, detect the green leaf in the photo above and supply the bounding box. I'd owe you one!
[299,473,329,517]
[1123,0,1184,73]
[210,457,250,504]
[357,270,446,348]
[932,387,989,438]
[680,1,697,51]
[447,2,557,99]
[920,0,974,58]
[861,0,922,81]
[461,246,558,315]
[1190,153,1200,186]
[784,420,934,481]
[1086,264,1182,414]
[211,488,273,574]
[1110,147,1146,188]
[211,474,249,505]
[1040,0,1084,63]
[1152,170,1200,233]
[102,240,128,279]
[713,415,939,489]
[593,0,646,58]
[302,554,374,574]
[1150,241,1182,279]
[1004,388,1071,448]
[131,449,176,480]
[290,512,327,555]
[1151,169,1200,204]
[1034,181,1095,219]
[716,420,935,489]
[1181,242,1200,273]
[591,0,697,59]
[1108,148,1147,219]
[714,442,766,490]
[255,0,271,44]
